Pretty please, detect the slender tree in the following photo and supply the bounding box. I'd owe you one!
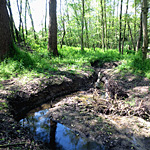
[45,0,48,34]
[142,0,148,59]
[0,0,12,59]
[136,11,142,51]
[119,0,123,53]
[121,0,129,54]
[25,0,28,38]
[48,0,58,56]
[27,0,36,40]
[81,0,85,51]
[101,0,105,51]
[104,0,107,50]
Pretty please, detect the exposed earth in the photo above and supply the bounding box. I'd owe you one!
[0,61,150,149]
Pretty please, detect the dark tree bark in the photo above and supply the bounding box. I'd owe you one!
[81,0,85,51]
[60,16,66,49]
[121,0,129,54]
[128,22,136,51]
[104,0,107,50]
[142,0,148,59]
[119,0,123,53]
[101,0,105,51]
[16,0,25,43]
[0,0,12,59]
[136,11,142,51]
[48,0,58,56]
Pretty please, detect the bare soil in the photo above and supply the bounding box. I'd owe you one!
[0,61,150,149]
[46,62,150,150]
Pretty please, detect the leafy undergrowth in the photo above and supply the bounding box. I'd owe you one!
[0,43,121,82]
[0,39,150,82]
[117,50,150,79]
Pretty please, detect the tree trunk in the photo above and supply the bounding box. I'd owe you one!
[85,18,89,48]
[81,0,84,51]
[16,0,25,43]
[45,0,48,34]
[121,0,129,54]
[104,0,107,50]
[48,0,58,56]
[60,17,66,49]
[128,22,136,51]
[101,0,105,51]
[142,0,148,59]
[119,0,123,53]
[136,11,142,51]
[27,0,36,40]
[7,0,16,42]
[25,0,28,38]
[0,0,12,59]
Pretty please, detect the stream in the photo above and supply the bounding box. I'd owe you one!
[20,104,105,150]
[19,89,150,150]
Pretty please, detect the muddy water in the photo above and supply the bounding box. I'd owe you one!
[20,90,150,150]
[20,107,105,150]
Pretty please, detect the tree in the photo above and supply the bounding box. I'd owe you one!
[142,0,148,59]
[0,0,12,59]
[101,0,105,51]
[119,0,123,53]
[48,0,58,56]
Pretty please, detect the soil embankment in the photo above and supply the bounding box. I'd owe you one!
[0,66,97,149]
[0,62,150,149]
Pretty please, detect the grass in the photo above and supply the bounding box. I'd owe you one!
[117,50,150,78]
[0,35,150,82]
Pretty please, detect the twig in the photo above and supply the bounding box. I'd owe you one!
[0,143,26,148]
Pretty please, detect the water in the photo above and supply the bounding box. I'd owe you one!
[20,108,105,150]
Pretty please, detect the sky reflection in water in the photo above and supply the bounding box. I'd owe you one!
[20,109,104,150]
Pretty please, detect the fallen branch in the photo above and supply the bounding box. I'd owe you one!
[0,142,26,148]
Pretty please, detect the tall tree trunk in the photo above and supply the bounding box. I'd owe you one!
[7,0,16,42]
[25,0,28,38]
[27,0,36,40]
[48,0,58,56]
[136,11,142,51]
[142,0,148,59]
[121,0,129,54]
[128,22,136,51]
[16,0,25,43]
[81,0,84,51]
[101,0,105,51]
[104,0,107,50]
[0,0,12,59]
[60,16,66,48]
[45,0,48,34]
[134,0,137,42]
[119,0,123,53]
[85,18,89,48]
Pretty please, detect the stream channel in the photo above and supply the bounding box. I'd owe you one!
[19,93,105,150]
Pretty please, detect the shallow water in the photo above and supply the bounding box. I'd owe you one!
[20,108,105,150]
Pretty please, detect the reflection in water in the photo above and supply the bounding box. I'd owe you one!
[20,109,105,150]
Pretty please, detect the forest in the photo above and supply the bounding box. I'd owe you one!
[0,0,150,149]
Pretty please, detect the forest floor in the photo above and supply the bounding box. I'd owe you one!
[0,61,150,149]
[46,62,150,150]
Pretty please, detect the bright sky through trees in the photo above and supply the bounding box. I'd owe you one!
[10,0,136,32]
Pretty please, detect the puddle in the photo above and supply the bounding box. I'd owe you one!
[20,108,105,150]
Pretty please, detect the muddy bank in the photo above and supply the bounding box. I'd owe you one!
[46,90,150,150]
[3,69,97,120]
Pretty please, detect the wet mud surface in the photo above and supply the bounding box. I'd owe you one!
[0,61,150,149]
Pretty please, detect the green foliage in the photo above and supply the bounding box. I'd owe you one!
[117,51,150,78]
